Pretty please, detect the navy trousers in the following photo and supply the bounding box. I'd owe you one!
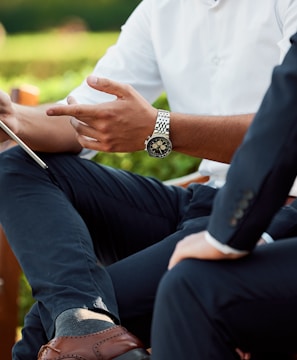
[151,239,297,359]
[0,146,215,359]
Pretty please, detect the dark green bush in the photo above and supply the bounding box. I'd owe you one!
[0,0,141,34]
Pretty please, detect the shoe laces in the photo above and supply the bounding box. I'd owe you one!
[38,344,61,358]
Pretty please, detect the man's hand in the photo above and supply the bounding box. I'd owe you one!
[47,76,158,153]
[0,90,18,142]
[168,231,247,270]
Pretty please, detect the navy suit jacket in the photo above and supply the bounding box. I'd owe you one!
[207,32,297,252]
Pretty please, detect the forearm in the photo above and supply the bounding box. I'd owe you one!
[170,112,254,163]
[46,77,255,160]
[12,103,82,153]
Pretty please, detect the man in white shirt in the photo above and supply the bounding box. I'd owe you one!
[1,1,297,359]
[58,0,296,188]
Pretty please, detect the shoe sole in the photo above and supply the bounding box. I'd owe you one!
[114,348,151,360]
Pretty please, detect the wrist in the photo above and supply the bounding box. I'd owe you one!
[144,109,172,158]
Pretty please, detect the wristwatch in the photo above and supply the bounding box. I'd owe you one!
[144,110,172,158]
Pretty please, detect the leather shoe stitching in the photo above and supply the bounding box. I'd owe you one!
[94,330,128,358]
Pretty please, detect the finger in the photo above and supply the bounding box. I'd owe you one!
[46,96,80,116]
[87,75,132,100]
[67,96,78,105]
[168,244,185,270]
[47,103,96,117]
[168,255,180,270]
[47,104,75,116]
[168,236,195,270]
[70,117,98,139]
[70,117,86,130]
[256,238,267,246]
[235,348,251,360]
[76,134,101,151]
[69,114,100,149]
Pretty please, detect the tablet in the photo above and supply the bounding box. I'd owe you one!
[0,120,48,169]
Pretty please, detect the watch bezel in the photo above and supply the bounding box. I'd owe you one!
[145,134,172,158]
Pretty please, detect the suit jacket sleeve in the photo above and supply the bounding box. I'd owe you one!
[207,32,297,251]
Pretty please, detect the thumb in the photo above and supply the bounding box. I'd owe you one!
[86,75,129,99]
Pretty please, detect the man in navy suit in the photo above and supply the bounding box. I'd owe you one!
[150,32,297,359]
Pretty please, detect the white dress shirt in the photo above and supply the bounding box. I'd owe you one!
[63,0,297,188]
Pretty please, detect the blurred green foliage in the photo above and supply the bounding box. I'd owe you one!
[0,31,201,326]
[0,0,141,33]
[0,32,118,80]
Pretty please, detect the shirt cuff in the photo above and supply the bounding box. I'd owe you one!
[205,231,249,255]
[261,232,274,244]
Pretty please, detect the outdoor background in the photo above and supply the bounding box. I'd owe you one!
[0,0,201,325]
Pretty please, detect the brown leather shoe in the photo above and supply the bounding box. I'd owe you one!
[38,325,150,360]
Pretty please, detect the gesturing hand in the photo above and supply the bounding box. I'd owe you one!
[47,76,158,152]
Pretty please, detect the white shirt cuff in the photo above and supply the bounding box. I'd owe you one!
[261,232,274,244]
[205,232,249,255]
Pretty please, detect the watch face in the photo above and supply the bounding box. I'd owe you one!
[146,136,172,158]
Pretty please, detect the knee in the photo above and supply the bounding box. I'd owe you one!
[157,263,188,299]
[156,259,206,304]
[156,259,226,312]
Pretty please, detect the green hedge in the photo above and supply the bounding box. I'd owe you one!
[0,32,118,79]
[0,0,141,33]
